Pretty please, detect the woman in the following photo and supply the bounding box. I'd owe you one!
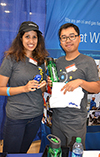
[0,21,48,153]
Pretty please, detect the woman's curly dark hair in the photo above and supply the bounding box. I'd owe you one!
[5,31,49,65]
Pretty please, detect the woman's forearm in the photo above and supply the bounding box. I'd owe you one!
[0,86,26,96]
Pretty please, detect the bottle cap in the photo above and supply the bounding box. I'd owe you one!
[46,57,54,62]
[47,134,61,149]
[33,75,41,82]
[76,137,81,143]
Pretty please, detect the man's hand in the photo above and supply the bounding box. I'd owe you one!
[47,76,52,87]
[61,79,83,94]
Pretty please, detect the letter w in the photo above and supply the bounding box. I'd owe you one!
[90,32,100,43]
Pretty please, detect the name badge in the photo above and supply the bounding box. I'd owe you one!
[29,57,37,66]
[65,63,77,73]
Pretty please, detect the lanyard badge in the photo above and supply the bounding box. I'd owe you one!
[65,63,77,73]
[29,57,37,66]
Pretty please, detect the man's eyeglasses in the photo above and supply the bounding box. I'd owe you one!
[60,34,79,42]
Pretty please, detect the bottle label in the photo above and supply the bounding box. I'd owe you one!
[52,67,58,81]
[72,152,83,157]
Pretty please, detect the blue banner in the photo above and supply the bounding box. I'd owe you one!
[45,0,100,59]
[0,0,46,65]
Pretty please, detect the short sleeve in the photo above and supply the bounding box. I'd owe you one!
[0,57,13,77]
[86,57,99,82]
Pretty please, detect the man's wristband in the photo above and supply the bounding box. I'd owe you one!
[7,87,10,96]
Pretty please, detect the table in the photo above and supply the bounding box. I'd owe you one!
[69,151,100,157]
[7,153,42,157]
[83,151,100,157]
[3,151,100,157]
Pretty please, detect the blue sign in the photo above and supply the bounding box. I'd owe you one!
[45,0,100,59]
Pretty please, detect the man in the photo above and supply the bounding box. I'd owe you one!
[49,23,100,149]
[89,95,97,110]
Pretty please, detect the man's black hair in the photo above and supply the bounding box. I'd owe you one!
[58,23,80,38]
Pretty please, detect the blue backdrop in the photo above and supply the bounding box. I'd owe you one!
[45,0,100,59]
[0,0,46,65]
[0,0,46,140]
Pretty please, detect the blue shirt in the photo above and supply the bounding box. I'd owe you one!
[90,100,96,110]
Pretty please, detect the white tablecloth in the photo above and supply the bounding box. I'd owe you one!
[83,151,100,157]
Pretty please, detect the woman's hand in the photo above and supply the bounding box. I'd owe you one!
[24,80,39,92]
[38,80,47,89]
[38,80,47,92]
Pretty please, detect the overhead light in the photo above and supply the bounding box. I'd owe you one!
[29,12,32,15]
[0,3,7,6]
[4,10,10,13]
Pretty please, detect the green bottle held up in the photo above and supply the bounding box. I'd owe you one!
[47,57,59,83]
[47,134,62,157]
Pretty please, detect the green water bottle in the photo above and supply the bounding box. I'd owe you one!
[47,134,62,157]
[47,57,59,83]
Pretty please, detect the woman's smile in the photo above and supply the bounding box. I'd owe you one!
[22,30,38,55]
